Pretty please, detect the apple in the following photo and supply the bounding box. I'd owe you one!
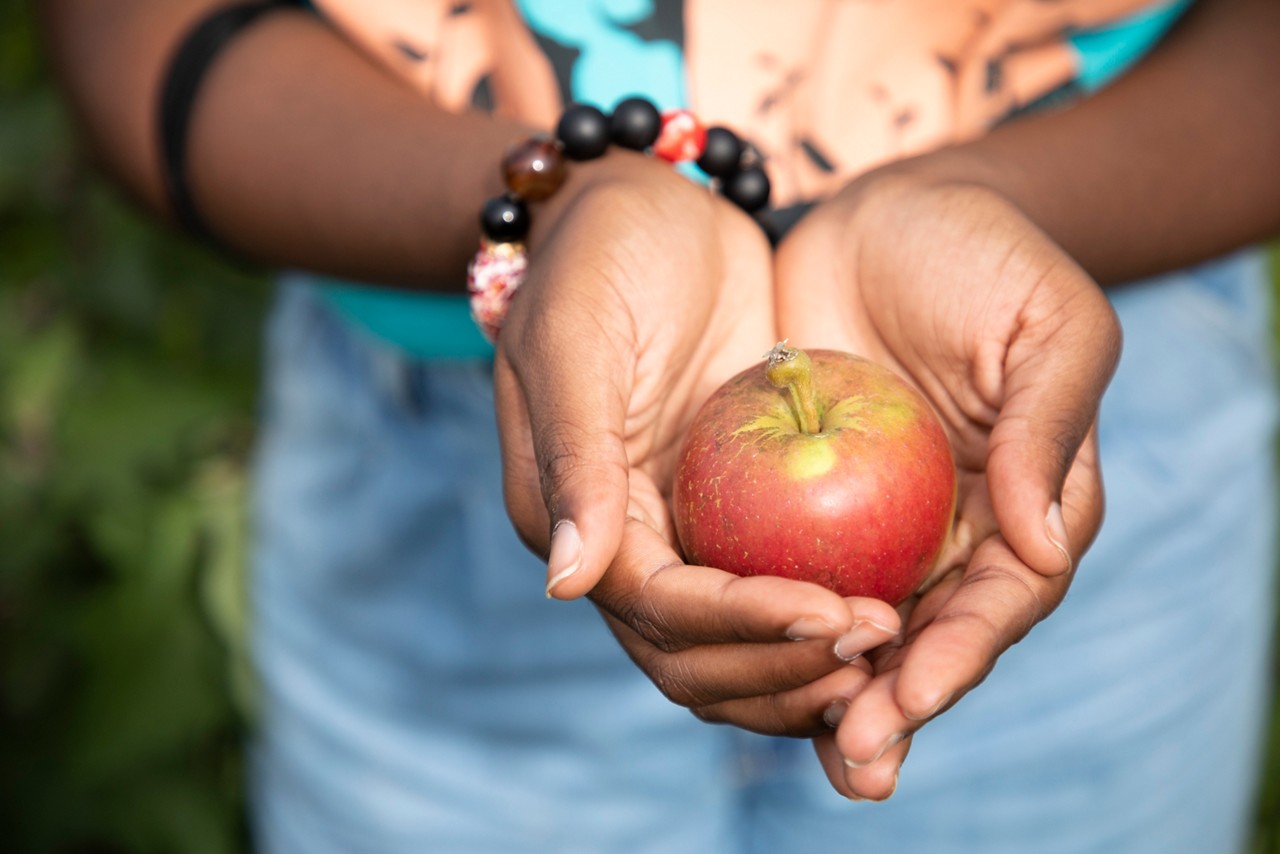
[673,342,956,605]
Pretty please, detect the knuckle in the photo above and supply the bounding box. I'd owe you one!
[943,562,1051,650]
[714,575,787,643]
[927,606,1004,658]
[993,413,1081,480]
[648,657,711,708]
[690,704,726,725]
[533,421,586,490]
[765,692,824,739]
[1042,423,1084,477]
[692,696,821,739]
[607,584,683,654]
[532,419,626,511]
[973,560,1055,624]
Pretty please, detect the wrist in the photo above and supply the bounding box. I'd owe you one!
[485,99,771,254]
[529,148,710,249]
[818,151,1029,263]
[469,98,772,342]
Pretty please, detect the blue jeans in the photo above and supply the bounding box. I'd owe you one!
[250,251,1277,853]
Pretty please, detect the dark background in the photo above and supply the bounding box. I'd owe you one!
[1,1,1277,850]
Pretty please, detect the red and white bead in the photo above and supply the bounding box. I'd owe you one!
[653,109,707,163]
[466,238,529,343]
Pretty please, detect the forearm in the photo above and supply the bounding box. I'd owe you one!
[39,0,652,288]
[892,0,1280,286]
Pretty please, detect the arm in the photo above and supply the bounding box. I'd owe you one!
[40,0,532,284]
[778,0,1278,799]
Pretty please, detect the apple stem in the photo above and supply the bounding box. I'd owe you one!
[765,341,822,434]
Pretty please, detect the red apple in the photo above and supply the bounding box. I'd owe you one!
[673,342,956,605]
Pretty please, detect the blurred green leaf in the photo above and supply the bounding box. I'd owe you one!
[0,0,42,91]
[1,3,263,851]
[197,459,257,719]
[0,87,73,210]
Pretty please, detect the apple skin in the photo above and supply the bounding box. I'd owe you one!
[673,349,956,605]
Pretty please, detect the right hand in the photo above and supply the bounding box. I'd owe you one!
[773,167,1119,796]
[494,156,901,735]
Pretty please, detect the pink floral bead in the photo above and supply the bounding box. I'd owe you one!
[466,238,529,343]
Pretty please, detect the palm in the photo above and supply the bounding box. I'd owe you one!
[774,177,1119,798]
[610,211,779,540]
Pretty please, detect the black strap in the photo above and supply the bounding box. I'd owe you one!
[158,0,300,246]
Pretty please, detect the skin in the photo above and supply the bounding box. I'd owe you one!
[39,0,1280,801]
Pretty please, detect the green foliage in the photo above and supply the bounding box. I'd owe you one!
[1,4,266,850]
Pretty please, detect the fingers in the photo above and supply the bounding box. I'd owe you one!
[834,669,916,766]
[592,520,900,650]
[492,287,635,600]
[814,729,912,801]
[607,615,880,735]
[823,668,928,800]
[692,661,876,738]
[820,464,1092,796]
[890,537,1065,722]
[819,552,1044,797]
[985,252,1119,578]
[589,520,902,734]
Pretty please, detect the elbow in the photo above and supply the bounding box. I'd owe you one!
[37,0,182,217]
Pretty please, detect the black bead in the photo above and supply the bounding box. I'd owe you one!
[556,103,610,160]
[721,166,771,213]
[696,126,743,178]
[480,194,530,241]
[609,97,661,150]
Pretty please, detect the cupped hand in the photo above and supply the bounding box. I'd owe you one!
[494,156,900,735]
[773,167,1121,797]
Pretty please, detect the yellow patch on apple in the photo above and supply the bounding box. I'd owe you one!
[785,438,837,480]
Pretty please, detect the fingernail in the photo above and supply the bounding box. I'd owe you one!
[905,691,953,722]
[834,619,897,662]
[883,769,901,801]
[1045,502,1072,573]
[785,616,841,641]
[823,699,849,728]
[545,520,583,598]
[842,732,904,769]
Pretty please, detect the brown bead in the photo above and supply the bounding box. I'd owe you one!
[502,136,567,202]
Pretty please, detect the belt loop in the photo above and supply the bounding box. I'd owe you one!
[369,347,426,417]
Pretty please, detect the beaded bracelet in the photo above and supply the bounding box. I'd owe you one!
[467,97,771,343]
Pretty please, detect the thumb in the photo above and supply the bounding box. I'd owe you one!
[493,312,633,601]
[986,269,1120,577]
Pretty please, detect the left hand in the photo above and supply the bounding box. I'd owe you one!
[773,165,1121,799]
